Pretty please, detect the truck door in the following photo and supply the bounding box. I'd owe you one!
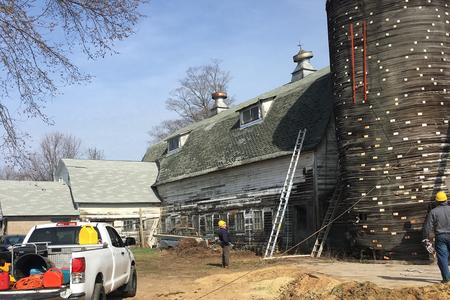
[106,226,130,288]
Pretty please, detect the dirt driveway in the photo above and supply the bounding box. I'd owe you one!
[130,248,450,300]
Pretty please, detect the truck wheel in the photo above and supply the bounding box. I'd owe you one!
[121,266,137,297]
[93,282,107,300]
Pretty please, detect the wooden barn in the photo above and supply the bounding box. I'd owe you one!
[144,51,338,253]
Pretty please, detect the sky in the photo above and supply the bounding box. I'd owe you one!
[19,0,329,161]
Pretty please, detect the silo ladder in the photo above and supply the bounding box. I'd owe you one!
[264,128,307,259]
[310,185,343,258]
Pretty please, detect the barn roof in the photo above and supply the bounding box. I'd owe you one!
[0,180,78,217]
[56,159,160,204]
[144,67,332,184]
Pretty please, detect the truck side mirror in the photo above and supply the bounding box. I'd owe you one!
[124,237,136,246]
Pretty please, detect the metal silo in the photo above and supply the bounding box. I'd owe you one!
[326,0,450,259]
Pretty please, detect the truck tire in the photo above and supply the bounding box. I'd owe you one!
[92,282,107,300]
[121,266,137,298]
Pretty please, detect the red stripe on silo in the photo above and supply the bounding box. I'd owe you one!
[350,23,356,104]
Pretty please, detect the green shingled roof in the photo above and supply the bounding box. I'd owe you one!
[143,67,332,184]
[0,181,78,217]
[57,159,160,204]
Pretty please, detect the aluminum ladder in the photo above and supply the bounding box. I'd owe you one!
[264,128,307,258]
[310,185,343,258]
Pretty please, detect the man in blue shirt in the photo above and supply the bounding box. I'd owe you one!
[423,191,450,283]
[218,220,231,268]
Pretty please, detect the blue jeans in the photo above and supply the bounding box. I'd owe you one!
[436,233,450,282]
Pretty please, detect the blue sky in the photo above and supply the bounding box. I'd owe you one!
[20,0,329,161]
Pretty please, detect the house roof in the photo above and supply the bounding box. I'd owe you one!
[143,67,332,184]
[57,159,160,204]
[0,181,78,217]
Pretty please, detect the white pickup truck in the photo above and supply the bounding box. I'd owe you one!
[0,221,137,299]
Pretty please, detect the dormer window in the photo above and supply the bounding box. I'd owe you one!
[238,97,275,129]
[168,136,180,152]
[240,104,261,128]
[166,131,191,154]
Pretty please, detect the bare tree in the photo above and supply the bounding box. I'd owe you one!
[0,0,146,164]
[166,60,233,122]
[0,165,20,180]
[148,119,191,145]
[86,147,105,160]
[149,60,233,143]
[23,132,82,181]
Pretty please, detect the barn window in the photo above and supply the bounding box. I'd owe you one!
[236,212,244,232]
[240,104,262,127]
[228,214,236,231]
[165,218,173,233]
[253,211,263,230]
[263,211,273,235]
[205,214,213,233]
[191,215,199,232]
[167,136,180,152]
[213,214,220,232]
[199,216,206,235]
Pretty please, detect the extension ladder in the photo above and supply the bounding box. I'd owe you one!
[310,185,343,258]
[264,128,307,258]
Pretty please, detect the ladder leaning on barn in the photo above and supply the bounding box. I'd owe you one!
[264,128,307,259]
[310,183,343,258]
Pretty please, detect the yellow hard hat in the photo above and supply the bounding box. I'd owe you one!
[436,191,448,202]
[218,220,226,227]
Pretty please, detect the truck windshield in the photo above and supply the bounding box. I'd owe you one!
[28,226,100,245]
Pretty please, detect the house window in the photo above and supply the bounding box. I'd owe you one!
[123,219,138,231]
[240,104,261,126]
[253,211,263,230]
[236,212,244,232]
[168,136,180,152]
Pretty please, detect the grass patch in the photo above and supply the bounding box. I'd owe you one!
[132,247,159,256]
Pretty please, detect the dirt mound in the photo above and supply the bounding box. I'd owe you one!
[278,273,340,300]
[174,238,214,257]
[279,273,450,300]
[332,281,450,300]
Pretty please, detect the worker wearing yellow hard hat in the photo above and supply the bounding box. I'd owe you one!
[423,191,450,283]
[217,219,231,268]
[436,191,448,202]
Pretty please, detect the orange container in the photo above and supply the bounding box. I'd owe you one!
[0,271,9,290]
[43,268,63,288]
[79,225,98,244]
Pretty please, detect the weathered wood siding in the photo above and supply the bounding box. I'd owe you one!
[157,152,323,253]
[157,152,314,203]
